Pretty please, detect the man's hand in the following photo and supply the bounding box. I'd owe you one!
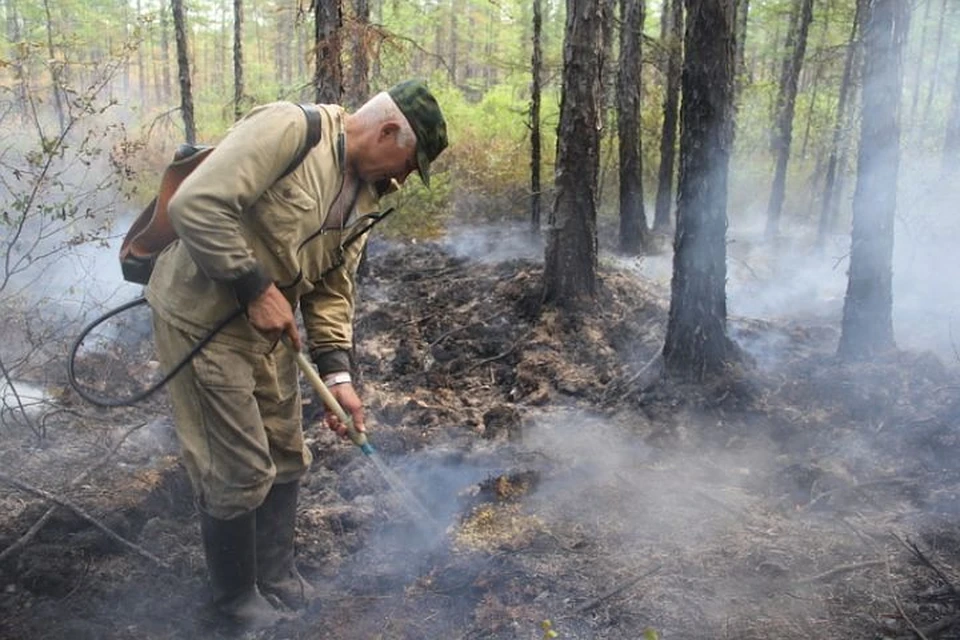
[246,283,301,350]
[323,383,365,441]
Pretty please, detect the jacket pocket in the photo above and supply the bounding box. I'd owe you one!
[248,181,318,286]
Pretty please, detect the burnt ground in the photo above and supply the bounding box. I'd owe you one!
[2,233,960,640]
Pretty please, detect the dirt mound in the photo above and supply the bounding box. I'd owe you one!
[2,238,960,639]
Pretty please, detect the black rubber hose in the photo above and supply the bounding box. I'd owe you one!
[67,208,392,408]
[67,297,243,408]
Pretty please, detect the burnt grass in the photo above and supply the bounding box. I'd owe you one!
[2,236,960,639]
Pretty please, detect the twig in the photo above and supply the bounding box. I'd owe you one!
[0,421,148,565]
[886,554,929,640]
[465,329,533,373]
[798,559,885,583]
[0,469,169,569]
[603,351,664,402]
[891,532,959,599]
[575,564,662,614]
[428,310,502,349]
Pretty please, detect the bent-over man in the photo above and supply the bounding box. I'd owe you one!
[146,80,447,629]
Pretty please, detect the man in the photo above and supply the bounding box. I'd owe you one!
[145,80,447,629]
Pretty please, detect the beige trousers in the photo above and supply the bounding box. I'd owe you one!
[152,314,312,519]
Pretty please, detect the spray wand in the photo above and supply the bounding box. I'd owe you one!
[287,343,374,456]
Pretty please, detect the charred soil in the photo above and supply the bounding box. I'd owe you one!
[2,237,960,639]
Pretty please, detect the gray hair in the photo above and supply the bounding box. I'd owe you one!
[353,91,416,149]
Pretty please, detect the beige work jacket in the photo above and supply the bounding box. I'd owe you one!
[145,102,380,366]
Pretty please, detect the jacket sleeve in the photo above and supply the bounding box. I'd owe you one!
[301,232,369,375]
[166,102,310,306]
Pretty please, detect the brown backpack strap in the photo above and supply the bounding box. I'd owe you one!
[279,104,323,179]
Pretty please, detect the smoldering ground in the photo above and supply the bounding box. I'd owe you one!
[2,222,960,639]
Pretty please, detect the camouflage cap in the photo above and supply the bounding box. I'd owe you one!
[387,80,448,187]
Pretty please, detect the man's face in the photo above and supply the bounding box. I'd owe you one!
[363,124,418,185]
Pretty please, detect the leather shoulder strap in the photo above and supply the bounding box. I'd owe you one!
[279,103,323,180]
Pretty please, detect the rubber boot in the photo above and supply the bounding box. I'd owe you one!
[256,481,318,609]
[199,509,283,629]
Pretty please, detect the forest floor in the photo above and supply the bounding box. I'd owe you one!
[2,228,960,640]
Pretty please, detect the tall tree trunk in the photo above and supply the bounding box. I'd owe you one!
[909,0,932,126]
[41,0,66,131]
[314,0,343,104]
[617,0,647,254]
[161,0,172,102]
[5,0,29,123]
[942,43,960,174]
[838,0,909,360]
[663,0,736,380]
[920,0,947,131]
[233,0,244,120]
[653,0,683,232]
[530,0,544,235]
[136,0,146,104]
[764,0,814,239]
[734,0,749,94]
[543,0,604,309]
[817,0,863,249]
[449,0,459,85]
[216,0,227,95]
[800,0,832,159]
[484,2,497,88]
[348,0,370,109]
[171,0,196,144]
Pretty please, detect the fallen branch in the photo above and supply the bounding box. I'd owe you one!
[891,532,959,599]
[886,554,929,640]
[798,559,885,584]
[897,613,960,639]
[0,468,169,569]
[0,421,147,565]
[575,564,662,614]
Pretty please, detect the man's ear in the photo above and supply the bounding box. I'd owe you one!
[378,121,401,141]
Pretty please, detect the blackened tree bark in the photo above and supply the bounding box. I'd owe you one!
[530,0,544,235]
[314,0,343,104]
[942,43,960,175]
[617,0,647,254]
[233,0,244,121]
[817,0,863,249]
[653,0,682,232]
[838,0,909,360]
[663,0,736,380]
[171,0,196,144]
[764,0,814,239]
[348,0,370,109]
[543,0,604,308]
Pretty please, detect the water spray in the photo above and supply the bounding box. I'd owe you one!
[287,342,441,530]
